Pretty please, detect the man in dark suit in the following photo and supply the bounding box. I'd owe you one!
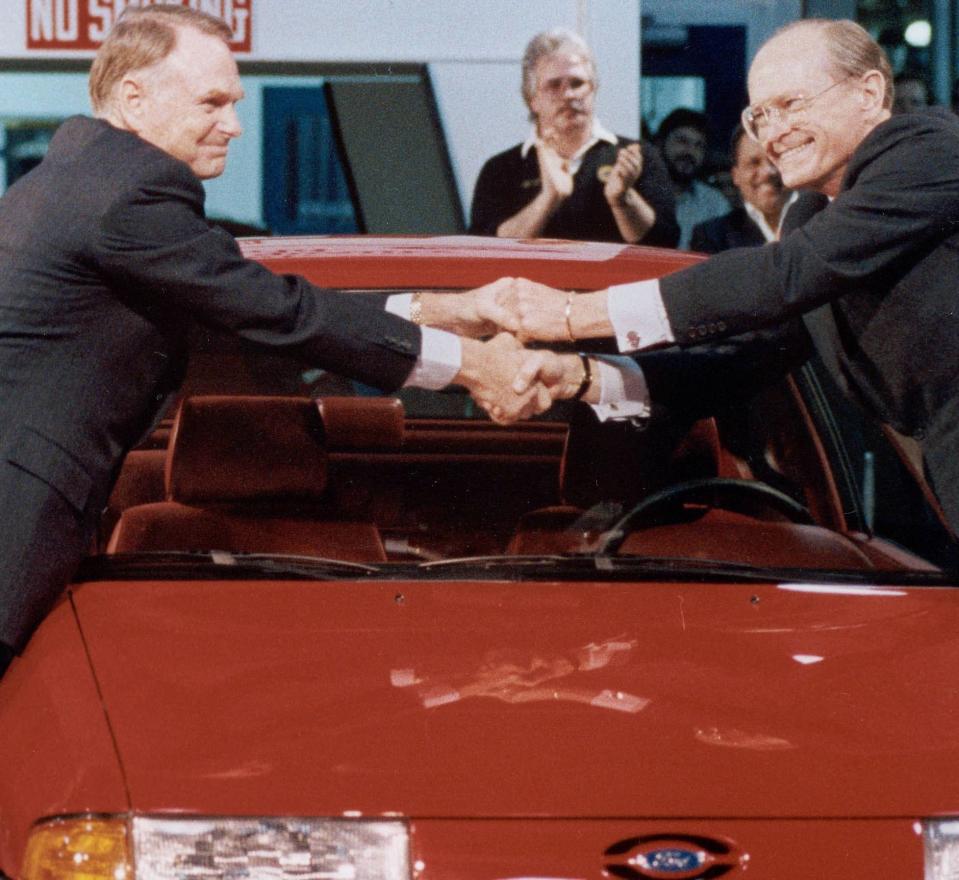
[481,18,959,537]
[690,124,793,254]
[0,5,554,677]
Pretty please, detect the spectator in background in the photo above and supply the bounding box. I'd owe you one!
[690,123,795,253]
[469,29,678,246]
[892,71,931,114]
[655,108,730,249]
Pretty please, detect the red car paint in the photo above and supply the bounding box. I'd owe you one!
[0,237,953,880]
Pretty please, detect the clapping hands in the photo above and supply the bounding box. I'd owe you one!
[603,142,643,205]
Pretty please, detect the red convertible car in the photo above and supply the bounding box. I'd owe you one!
[1,236,958,880]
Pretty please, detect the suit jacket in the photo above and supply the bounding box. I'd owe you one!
[654,109,959,531]
[689,206,766,254]
[0,116,421,649]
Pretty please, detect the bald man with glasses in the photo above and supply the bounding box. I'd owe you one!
[473,18,959,534]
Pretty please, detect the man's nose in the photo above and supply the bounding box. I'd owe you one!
[219,105,243,138]
[761,112,793,144]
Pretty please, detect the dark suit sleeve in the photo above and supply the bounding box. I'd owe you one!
[632,142,680,248]
[94,155,421,392]
[659,113,959,347]
[635,320,813,422]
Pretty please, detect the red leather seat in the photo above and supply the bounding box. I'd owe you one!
[107,395,387,561]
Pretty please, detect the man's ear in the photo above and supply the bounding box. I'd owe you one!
[114,74,147,131]
[860,69,887,115]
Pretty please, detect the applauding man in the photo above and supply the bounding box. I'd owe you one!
[469,29,678,246]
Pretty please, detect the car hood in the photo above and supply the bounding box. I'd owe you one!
[74,575,959,819]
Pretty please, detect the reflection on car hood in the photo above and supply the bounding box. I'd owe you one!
[72,575,959,818]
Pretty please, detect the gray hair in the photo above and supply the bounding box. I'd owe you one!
[521,28,597,107]
[769,18,894,110]
[90,4,232,113]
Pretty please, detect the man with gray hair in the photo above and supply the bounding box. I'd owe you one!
[469,28,678,246]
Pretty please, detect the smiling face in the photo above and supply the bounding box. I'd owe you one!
[527,51,595,140]
[746,27,887,197]
[731,134,787,221]
[127,25,244,179]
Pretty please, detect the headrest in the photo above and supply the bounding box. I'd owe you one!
[166,396,328,503]
[315,396,404,449]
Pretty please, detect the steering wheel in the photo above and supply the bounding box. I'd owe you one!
[596,477,814,555]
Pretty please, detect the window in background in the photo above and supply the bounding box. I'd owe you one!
[640,76,705,137]
[3,119,61,187]
[262,86,358,235]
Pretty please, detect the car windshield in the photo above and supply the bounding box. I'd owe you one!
[93,239,959,583]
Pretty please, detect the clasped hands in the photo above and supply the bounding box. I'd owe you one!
[438,277,608,425]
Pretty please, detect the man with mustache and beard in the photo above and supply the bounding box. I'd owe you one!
[655,108,731,250]
[469,29,678,247]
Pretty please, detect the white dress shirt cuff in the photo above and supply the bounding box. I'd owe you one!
[607,279,675,352]
[386,293,413,320]
[386,294,461,389]
[589,355,652,422]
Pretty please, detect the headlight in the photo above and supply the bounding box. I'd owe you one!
[22,818,130,880]
[22,816,409,880]
[924,820,959,879]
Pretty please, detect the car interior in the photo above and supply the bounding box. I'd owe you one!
[97,319,941,573]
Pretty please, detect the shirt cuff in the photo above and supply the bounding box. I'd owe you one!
[386,294,461,389]
[607,279,674,352]
[403,325,461,390]
[589,355,651,422]
[386,293,412,320]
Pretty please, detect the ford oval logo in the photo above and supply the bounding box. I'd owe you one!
[604,833,743,880]
[643,847,703,872]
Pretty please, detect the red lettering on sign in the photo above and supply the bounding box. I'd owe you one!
[27,0,252,52]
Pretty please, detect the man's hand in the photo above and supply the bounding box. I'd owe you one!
[536,133,574,202]
[499,279,617,343]
[456,333,558,424]
[512,351,595,403]
[503,278,572,342]
[603,142,643,205]
[494,129,571,238]
[413,278,515,338]
[430,277,618,347]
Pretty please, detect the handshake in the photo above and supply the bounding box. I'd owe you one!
[416,277,615,425]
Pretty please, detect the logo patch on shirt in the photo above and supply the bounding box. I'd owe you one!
[597,164,613,182]
[521,178,541,190]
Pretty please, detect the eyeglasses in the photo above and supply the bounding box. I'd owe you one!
[741,76,852,142]
[538,76,594,99]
